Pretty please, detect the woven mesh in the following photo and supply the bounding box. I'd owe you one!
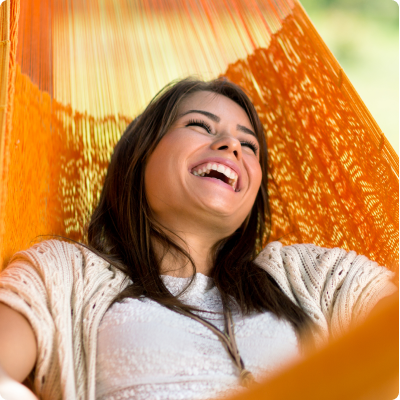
[223,10,399,271]
[0,0,398,274]
[0,1,398,398]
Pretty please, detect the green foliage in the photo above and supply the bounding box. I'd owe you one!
[298,0,399,153]
[300,0,398,28]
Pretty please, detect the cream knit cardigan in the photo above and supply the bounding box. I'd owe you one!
[0,240,396,400]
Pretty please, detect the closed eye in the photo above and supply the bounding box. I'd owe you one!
[241,140,259,154]
[186,119,212,134]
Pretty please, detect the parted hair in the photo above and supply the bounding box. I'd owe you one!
[87,77,311,335]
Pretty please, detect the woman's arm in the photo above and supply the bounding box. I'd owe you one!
[0,302,38,399]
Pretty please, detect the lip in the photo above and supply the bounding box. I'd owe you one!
[188,157,242,191]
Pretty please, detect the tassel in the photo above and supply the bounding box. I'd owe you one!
[239,369,256,388]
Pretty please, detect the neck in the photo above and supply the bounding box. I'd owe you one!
[153,227,227,278]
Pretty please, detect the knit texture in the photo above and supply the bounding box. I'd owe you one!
[0,239,396,399]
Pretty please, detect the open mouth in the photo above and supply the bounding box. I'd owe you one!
[191,162,239,191]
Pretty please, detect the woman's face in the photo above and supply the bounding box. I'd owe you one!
[145,91,262,237]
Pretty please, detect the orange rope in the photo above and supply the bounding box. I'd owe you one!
[0,1,398,399]
[0,0,397,271]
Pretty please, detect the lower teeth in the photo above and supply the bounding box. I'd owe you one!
[192,171,237,190]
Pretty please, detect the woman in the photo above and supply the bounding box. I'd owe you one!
[0,78,396,400]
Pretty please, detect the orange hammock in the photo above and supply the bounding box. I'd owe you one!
[0,0,398,398]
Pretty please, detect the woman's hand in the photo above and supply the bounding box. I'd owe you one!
[0,371,38,400]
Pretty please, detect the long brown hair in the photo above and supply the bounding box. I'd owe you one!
[87,77,311,335]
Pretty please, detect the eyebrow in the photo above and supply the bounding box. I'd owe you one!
[236,124,257,138]
[180,109,220,122]
[179,109,257,138]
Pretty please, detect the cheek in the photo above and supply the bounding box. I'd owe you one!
[248,160,263,195]
[144,143,170,209]
[144,135,187,210]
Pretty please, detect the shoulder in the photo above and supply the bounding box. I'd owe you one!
[255,241,397,341]
[255,241,395,293]
[3,239,116,298]
[256,241,380,276]
[256,241,339,266]
[254,241,332,286]
[8,239,108,273]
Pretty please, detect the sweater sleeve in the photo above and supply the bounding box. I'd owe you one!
[255,241,397,344]
[0,240,83,400]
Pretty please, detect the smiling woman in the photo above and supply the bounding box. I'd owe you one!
[177,103,260,193]
[145,90,263,269]
[0,78,397,400]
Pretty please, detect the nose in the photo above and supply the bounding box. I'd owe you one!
[210,135,242,160]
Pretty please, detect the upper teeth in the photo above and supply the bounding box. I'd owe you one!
[191,162,238,191]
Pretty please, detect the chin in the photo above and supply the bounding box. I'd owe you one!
[196,201,248,228]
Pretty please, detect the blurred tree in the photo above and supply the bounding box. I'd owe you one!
[299,0,399,153]
[301,0,398,26]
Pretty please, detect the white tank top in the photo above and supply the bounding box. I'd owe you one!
[96,273,299,399]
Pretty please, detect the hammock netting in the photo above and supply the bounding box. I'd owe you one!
[0,0,398,398]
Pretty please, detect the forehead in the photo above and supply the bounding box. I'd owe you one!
[177,91,251,123]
